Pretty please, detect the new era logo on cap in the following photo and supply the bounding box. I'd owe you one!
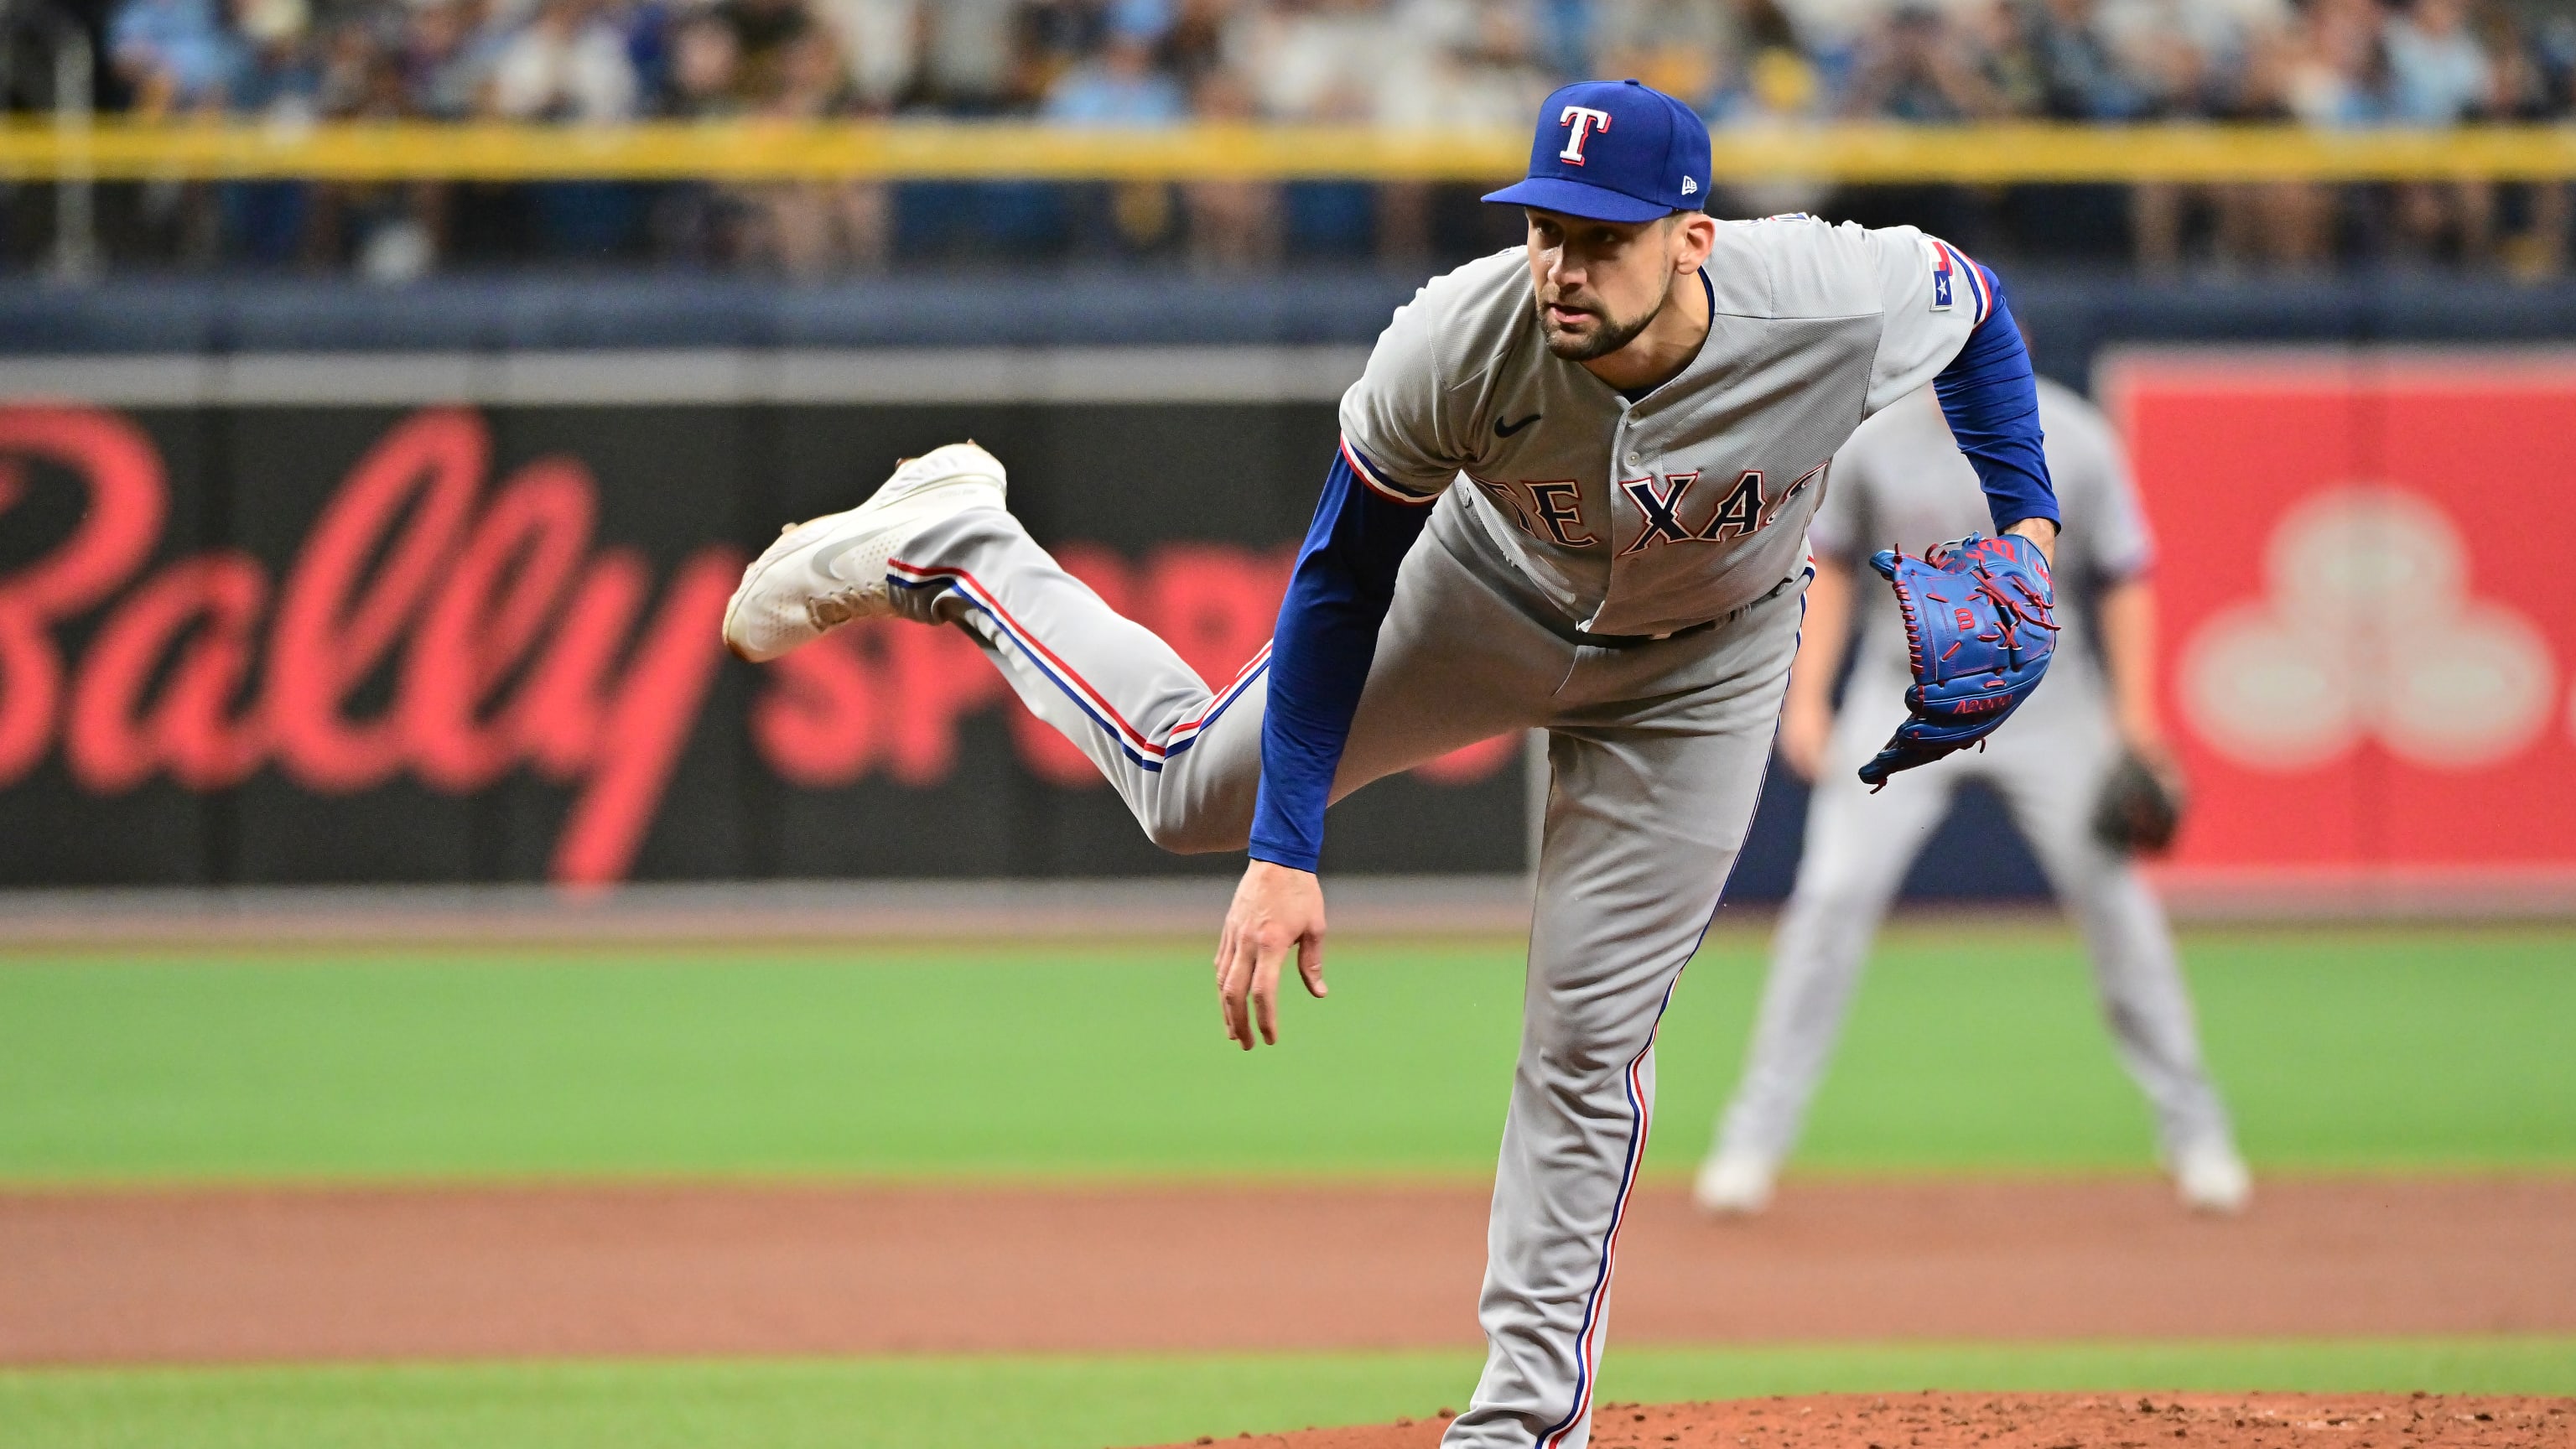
[1483,80,1714,225]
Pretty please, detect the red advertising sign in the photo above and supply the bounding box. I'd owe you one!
[2102,351,2576,891]
[0,399,1519,890]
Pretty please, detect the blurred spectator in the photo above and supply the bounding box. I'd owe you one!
[1244,0,1395,122]
[740,28,890,273]
[226,0,316,120]
[1844,3,2010,120]
[1016,0,1118,105]
[647,12,745,260]
[1182,62,1280,267]
[1158,0,1238,89]
[2023,0,2150,119]
[2280,0,2388,127]
[216,0,317,267]
[915,0,1018,109]
[1590,0,1735,106]
[1382,0,1551,127]
[664,10,744,116]
[1711,0,1835,216]
[489,0,647,261]
[1375,0,1551,257]
[2385,0,2497,260]
[716,0,810,104]
[2114,0,2288,270]
[1046,24,1188,253]
[2384,0,2491,122]
[2237,0,2389,267]
[404,0,501,119]
[809,0,919,108]
[490,0,639,121]
[110,0,242,113]
[2097,0,2289,115]
[304,10,445,279]
[1043,27,1186,121]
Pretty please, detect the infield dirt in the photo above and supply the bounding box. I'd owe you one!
[6,1176,2573,1363]
[1132,1394,2575,1449]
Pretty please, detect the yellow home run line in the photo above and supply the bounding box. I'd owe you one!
[2,120,2573,184]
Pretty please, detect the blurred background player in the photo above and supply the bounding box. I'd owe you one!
[1692,375,2252,1218]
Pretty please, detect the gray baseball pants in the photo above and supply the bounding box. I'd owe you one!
[890,495,1801,1449]
[1710,686,2236,1169]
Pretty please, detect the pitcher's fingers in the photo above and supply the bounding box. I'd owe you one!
[1251,937,1284,1046]
[1220,944,1256,1051]
[1214,929,1239,1037]
[1296,932,1328,999]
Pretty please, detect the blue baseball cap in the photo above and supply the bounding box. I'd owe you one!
[1483,80,1712,224]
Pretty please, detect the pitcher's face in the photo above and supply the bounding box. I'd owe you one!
[1524,209,1680,361]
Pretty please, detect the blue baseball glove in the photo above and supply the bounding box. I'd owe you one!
[1857,532,2059,788]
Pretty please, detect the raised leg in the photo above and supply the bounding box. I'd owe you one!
[888,501,1566,854]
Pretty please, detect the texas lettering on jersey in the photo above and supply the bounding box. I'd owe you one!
[1472,475,1600,548]
[1474,460,1827,558]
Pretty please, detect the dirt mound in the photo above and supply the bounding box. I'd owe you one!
[1136,1394,2574,1449]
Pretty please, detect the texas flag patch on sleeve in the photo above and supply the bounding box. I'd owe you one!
[1926,238,1992,325]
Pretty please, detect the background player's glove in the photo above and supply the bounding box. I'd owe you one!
[1857,533,2059,788]
[2092,750,2186,854]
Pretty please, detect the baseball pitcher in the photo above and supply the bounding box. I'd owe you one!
[722,80,2063,1449]
[1692,378,2251,1218]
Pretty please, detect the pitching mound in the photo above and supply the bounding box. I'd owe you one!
[1136,1393,2573,1448]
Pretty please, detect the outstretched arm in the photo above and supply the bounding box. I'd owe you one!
[1932,262,2059,566]
[1217,444,1434,1050]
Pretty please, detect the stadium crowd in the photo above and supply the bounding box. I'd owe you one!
[3,0,2572,274]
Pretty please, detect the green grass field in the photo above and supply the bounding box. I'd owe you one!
[7,1340,2575,1449]
[3,925,2570,1182]
[5,922,2570,1446]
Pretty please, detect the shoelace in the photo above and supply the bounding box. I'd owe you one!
[807,587,872,628]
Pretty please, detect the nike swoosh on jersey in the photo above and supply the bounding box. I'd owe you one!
[1494,412,1542,437]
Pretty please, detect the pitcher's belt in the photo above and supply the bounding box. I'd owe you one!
[1567,574,1801,648]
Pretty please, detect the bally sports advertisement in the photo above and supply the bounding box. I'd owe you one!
[0,356,1519,889]
[2,347,2570,894]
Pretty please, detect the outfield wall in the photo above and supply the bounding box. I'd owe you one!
[2,274,2572,902]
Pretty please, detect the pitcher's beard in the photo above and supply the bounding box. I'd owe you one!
[1540,290,1665,361]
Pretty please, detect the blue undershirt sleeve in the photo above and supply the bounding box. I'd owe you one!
[1247,446,1436,873]
[1933,264,2060,535]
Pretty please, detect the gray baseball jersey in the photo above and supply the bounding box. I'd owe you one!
[873,218,1992,1449]
[1819,377,2154,729]
[1340,218,1981,636]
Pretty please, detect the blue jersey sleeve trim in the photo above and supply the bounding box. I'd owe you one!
[1248,442,1433,873]
[1933,262,2059,535]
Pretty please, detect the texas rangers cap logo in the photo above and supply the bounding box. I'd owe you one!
[1557,106,1613,165]
[1483,80,1713,225]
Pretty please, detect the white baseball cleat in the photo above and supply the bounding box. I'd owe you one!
[721,441,1009,662]
[2172,1140,2253,1215]
[1691,1150,1777,1217]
